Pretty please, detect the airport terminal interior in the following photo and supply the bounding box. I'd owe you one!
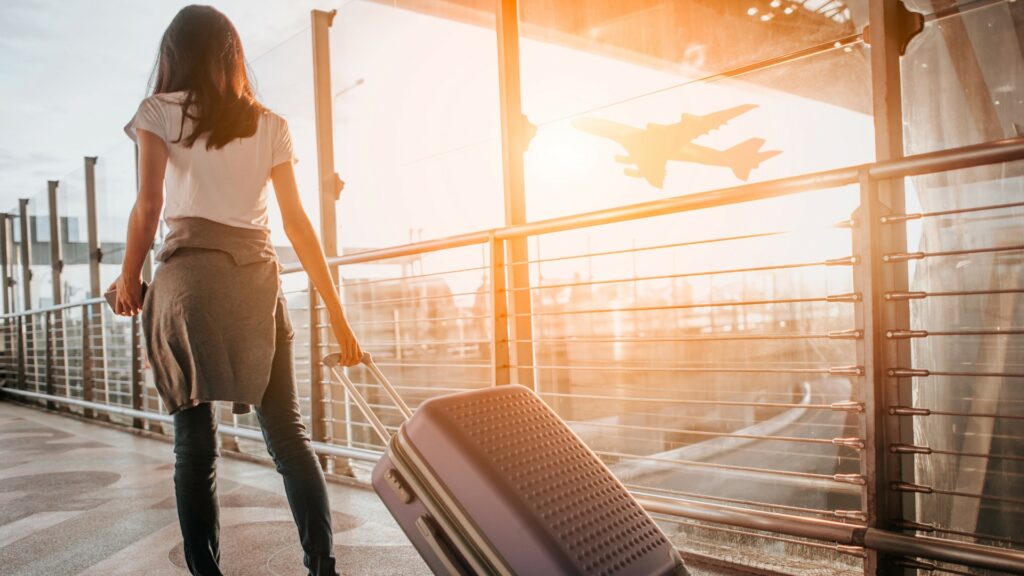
[0,0,1021,574]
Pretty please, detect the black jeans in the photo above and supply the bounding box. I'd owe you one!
[171,301,339,576]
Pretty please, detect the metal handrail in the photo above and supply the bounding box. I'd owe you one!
[0,296,104,320]
[0,386,382,462]
[1,384,1019,573]
[4,138,1022,317]
[2,135,1023,573]
[2,382,1021,574]
[637,493,1024,574]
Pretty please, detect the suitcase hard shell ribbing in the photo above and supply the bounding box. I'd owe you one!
[324,353,689,576]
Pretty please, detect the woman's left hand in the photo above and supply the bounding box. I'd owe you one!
[108,273,144,316]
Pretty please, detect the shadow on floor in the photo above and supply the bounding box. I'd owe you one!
[0,399,741,576]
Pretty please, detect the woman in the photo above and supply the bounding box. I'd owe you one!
[112,5,361,575]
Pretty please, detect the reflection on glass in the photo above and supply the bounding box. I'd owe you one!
[902,160,1024,550]
[902,0,1023,154]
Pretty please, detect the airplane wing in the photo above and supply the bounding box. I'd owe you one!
[575,117,670,187]
[675,103,758,141]
[571,118,644,148]
[625,159,668,189]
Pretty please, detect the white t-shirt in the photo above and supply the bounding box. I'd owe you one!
[123,91,297,231]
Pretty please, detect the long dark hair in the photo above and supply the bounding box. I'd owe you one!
[147,5,266,150]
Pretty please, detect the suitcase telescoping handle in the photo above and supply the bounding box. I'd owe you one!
[322,351,413,444]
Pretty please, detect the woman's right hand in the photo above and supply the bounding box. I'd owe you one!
[331,314,363,367]
[108,273,144,317]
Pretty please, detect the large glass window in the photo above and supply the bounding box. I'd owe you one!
[899,1,1024,555]
[7,212,23,313]
[95,141,138,291]
[518,0,872,221]
[57,166,91,303]
[26,188,52,309]
[899,159,1024,552]
[330,0,505,249]
[902,0,1023,154]
[249,25,321,264]
[510,2,873,572]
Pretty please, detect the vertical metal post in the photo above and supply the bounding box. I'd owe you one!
[0,213,10,379]
[85,157,101,298]
[496,0,527,226]
[18,199,32,394]
[47,180,67,410]
[44,310,55,409]
[310,8,356,476]
[311,9,342,262]
[495,0,534,388]
[84,156,101,419]
[489,235,511,386]
[308,7,330,462]
[865,2,916,573]
[855,171,913,576]
[0,215,10,381]
[869,0,908,163]
[96,307,111,416]
[47,181,62,306]
[18,199,32,311]
[0,214,9,316]
[854,172,887,571]
[6,212,22,388]
[130,314,144,429]
[3,214,15,312]
[81,305,93,418]
[308,280,330,470]
[16,315,25,390]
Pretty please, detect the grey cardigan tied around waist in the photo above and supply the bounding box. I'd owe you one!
[142,217,286,416]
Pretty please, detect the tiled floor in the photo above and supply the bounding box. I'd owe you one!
[0,399,739,576]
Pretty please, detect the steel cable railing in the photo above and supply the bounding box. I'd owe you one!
[1,137,1023,574]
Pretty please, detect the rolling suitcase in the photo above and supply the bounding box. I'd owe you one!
[323,352,690,576]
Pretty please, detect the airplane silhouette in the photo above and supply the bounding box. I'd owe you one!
[572,104,781,188]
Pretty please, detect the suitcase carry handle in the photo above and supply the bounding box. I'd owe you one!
[322,351,413,444]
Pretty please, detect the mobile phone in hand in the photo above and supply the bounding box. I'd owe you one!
[104,281,149,313]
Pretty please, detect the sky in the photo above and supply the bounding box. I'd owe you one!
[0,0,339,210]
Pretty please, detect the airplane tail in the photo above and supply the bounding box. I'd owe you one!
[726,138,781,181]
